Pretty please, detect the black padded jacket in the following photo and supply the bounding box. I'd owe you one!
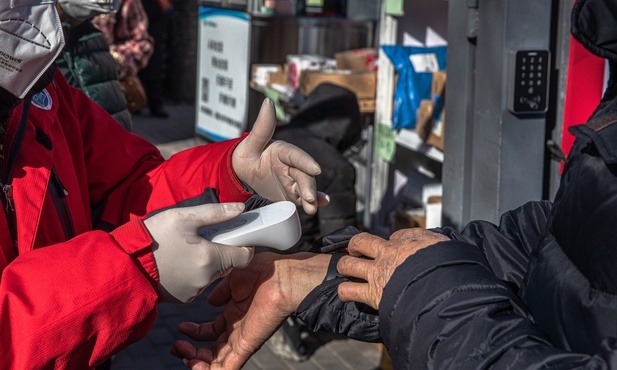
[56,21,133,131]
[298,120,617,370]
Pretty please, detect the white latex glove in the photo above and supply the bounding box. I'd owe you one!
[143,203,254,303]
[233,99,330,215]
[57,0,118,21]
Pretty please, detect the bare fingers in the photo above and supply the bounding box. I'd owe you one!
[338,281,377,310]
[171,340,214,364]
[347,232,386,259]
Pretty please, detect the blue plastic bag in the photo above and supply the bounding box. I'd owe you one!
[381,45,447,130]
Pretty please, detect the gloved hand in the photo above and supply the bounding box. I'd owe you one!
[232,99,330,215]
[143,202,254,303]
[57,0,119,21]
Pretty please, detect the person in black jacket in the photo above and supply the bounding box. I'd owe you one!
[55,0,133,131]
[138,0,171,118]
[170,1,617,369]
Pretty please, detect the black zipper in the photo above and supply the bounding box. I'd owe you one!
[50,167,75,240]
[0,98,31,248]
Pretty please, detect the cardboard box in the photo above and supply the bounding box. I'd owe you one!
[287,54,336,91]
[251,64,282,86]
[394,208,426,231]
[416,99,434,141]
[415,71,446,150]
[299,70,377,99]
[425,196,442,229]
[358,98,375,113]
[393,197,442,232]
[335,48,378,71]
[268,71,287,87]
[427,112,445,151]
[433,70,446,95]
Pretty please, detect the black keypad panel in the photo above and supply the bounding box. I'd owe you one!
[511,50,550,114]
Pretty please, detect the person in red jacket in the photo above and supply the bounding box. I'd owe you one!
[0,1,328,369]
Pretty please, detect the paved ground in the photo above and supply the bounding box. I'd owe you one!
[109,102,383,370]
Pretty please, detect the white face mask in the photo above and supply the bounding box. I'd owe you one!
[57,0,119,22]
[0,0,65,99]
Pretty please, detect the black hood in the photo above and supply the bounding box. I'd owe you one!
[571,0,617,61]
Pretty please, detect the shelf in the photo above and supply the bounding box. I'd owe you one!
[395,129,444,163]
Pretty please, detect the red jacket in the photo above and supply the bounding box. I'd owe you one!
[0,71,252,369]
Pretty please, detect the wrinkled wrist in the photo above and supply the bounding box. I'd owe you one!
[275,253,330,312]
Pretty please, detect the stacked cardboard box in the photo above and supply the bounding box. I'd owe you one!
[335,48,378,71]
[250,48,378,113]
[415,71,446,150]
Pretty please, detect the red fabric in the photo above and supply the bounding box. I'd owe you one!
[0,71,251,369]
[561,35,606,166]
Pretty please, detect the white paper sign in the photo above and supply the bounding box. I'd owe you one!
[195,7,251,141]
[409,53,440,73]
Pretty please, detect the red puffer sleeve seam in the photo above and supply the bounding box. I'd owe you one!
[218,133,252,203]
[110,219,159,289]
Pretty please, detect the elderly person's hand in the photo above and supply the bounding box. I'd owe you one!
[338,228,450,310]
[170,252,331,370]
[232,99,330,215]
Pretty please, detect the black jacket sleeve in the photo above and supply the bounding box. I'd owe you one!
[437,200,552,293]
[379,240,616,369]
[295,199,554,344]
[296,226,382,342]
[296,277,381,342]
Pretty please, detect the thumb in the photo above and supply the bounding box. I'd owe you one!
[216,244,255,270]
[242,99,276,154]
[176,202,246,229]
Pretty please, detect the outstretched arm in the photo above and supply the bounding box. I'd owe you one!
[170,252,331,370]
[338,229,617,369]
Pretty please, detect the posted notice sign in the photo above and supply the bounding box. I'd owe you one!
[195,7,250,141]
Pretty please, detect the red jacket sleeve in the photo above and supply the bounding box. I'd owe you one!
[0,220,158,369]
[58,72,252,226]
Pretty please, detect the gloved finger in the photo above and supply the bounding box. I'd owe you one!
[241,99,276,156]
[288,167,318,203]
[285,168,318,214]
[299,192,332,216]
[301,199,317,216]
[277,141,322,176]
[317,192,331,207]
[213,244,255,271]
[337,255,373,282]
[177,203,246,229]
[347,232,384,259]
[338,281,373,308]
